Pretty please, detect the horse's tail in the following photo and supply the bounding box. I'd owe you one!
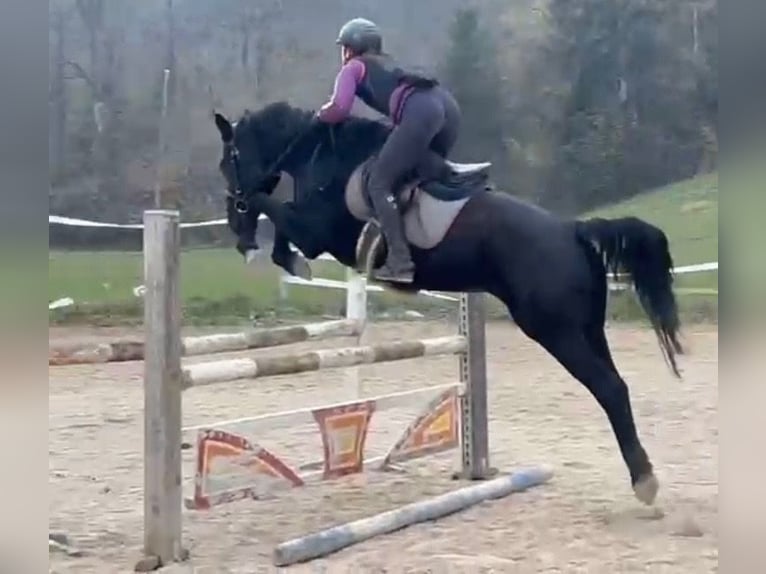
[575,216,683,377]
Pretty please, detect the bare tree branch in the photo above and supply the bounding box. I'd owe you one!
[63,61,99,96]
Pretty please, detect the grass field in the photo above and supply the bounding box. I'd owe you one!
[49,171,725,326]
[48,249,451,325]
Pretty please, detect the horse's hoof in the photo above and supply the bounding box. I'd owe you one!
[290,254,312,280]
[244,249,259,264]
[633,473,660,505]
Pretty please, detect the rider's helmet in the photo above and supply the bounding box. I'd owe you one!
[336,18,383,55]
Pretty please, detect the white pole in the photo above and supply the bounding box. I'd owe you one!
[345,267,367,323]
[279,270,289,302]
[344,268,368,397]
[154,68,171,209]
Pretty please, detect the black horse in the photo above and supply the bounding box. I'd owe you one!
[214,101,683,505]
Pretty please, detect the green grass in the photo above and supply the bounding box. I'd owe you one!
[48,248,451,326]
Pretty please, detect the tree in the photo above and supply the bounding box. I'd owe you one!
[539,0,717,213]
[440,8,512,190]
[49,5,70,182]
[64,1,126,187]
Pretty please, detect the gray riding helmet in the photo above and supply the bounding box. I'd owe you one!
[336,18,383,54]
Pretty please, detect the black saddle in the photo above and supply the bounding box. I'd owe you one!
[361,160,493,208]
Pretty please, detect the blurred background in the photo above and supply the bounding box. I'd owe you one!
[47,0,722,325]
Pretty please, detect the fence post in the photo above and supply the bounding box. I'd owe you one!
[142,210,184,565]
[345,267,367,323]
[458,292,491,479]
[278,270,290,302]
[344,268,367,397]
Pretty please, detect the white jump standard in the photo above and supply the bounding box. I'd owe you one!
[139,209,553,570]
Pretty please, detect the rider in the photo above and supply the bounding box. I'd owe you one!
[315,17,462,284]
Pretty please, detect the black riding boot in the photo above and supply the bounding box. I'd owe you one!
[370,192,415,283]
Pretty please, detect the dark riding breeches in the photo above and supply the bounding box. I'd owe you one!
[368,86,461,196]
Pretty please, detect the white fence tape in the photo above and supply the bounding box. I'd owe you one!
[669,261,718,274]
[50,214,231,229]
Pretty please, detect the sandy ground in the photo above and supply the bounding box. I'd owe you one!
[49,320,718,573]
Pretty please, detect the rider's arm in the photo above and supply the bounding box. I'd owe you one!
[317,58,365,123]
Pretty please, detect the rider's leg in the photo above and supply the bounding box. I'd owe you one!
[430,86,461,156]
[413,86,462,181]
[367,90,445,282]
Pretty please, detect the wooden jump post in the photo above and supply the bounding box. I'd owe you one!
[139,210,543,570]
[142,210,184,568]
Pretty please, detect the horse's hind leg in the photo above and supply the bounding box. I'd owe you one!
[583,269,618,371]
[585,322,618,373]
[526,321,658,505]
[579,317,661,502]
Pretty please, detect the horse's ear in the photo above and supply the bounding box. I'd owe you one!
[214,112,234,143]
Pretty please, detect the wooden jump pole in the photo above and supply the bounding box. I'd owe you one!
[181,335,467,388]
[273,466,554,567]
[49,318,362,365]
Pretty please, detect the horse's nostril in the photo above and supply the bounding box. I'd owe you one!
[235,199,248,213]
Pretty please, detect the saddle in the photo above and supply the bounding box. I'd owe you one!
[361,159,492,210]
[346,158,493,275]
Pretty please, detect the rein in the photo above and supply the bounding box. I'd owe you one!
[229,119,326,214]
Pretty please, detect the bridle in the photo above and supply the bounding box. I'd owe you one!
[223,140,248,213]
[225,127,305,214]
[226,119,337,214]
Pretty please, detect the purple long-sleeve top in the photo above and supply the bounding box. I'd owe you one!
[317,58,366,124]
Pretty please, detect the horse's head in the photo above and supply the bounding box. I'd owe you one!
[214,110,282,211]
[215,102,337,244]
[214,101,390,240]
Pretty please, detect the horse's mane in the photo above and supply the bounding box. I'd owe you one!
[233,102,311,143]
[233,101,391,162]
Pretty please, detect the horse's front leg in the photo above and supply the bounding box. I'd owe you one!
[271,230,312,280]
[249,194,321,275]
